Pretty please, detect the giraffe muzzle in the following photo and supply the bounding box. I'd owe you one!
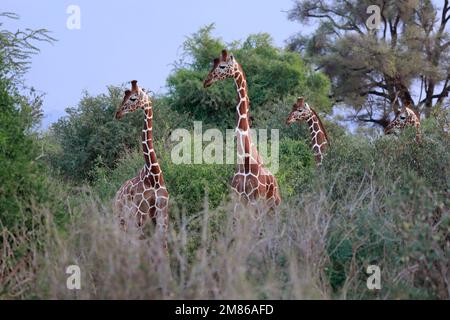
[384,127,398,135]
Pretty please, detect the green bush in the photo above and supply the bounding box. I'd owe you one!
[317,120,450,298]
[276,138,315,197]
[48,88,180,182]
[93,145,233,215]
[0,76,50,229]
[49,86,142,182]
[166,25,331,129]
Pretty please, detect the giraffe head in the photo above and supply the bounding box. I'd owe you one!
[384,103,420,136]
[286,97,313,125]
[203,49,238,88]
[115,80,150,119]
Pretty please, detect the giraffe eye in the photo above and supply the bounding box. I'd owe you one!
[219,65,226,69]
[400,115,406,120]
[130,97,137,102]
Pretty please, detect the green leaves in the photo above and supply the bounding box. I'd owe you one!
[0,12,55,83]
[167,25,331,129]
[276,138,315,197]
[0,71,47,229]
[49,86,143,181]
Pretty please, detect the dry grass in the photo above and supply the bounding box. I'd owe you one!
[1,189,334,299]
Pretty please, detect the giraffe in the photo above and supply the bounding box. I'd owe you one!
[384,102,421,143]
[114,80,169,244]
[286,97,329,164]
[203,50,281,214]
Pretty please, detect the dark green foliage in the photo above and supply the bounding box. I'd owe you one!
[0,77,36,227]
[167,24,331,129]
[49,88,186,182]
[162,160,233,214]
[276,138,314,197]
[93,145,234,216]
[318,119,449,298]
[0,57,56,230]
[50,87,144,181]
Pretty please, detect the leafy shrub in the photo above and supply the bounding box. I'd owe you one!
[49,88,180,182]
[0,76,49,229]
[276,138,314,197]
[318,119,449,298]
[49,86,142,181]
[166,25,331,129]
[93,146,233,215]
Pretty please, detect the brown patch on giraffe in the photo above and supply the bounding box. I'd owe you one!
[238,103,247,116]
[143,188,156,200]
[238,118,249,131]
[313,122,320,132]
[316,131,327,146]
[250,163,259,176]
[145,175,155,187]
[139,200,150,213]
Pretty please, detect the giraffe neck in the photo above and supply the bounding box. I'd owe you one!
[233,67,259,167]
[408,108,422,143]
[306,112,328,163]
[142,103,161,175]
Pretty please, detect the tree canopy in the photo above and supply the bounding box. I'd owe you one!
[287,0,450,127]
[167,24,331,129]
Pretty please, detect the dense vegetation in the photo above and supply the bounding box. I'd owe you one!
[1,8,449,299]
[288,0,450,123]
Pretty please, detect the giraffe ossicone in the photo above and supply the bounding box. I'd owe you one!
[204,49,281,213]
[114,80,169,245]
[286,97,329,164]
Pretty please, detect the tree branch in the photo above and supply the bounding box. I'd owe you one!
[356,115,390,128]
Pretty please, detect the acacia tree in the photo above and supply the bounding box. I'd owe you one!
[0,12,54,228]
[287,0,450,127]
[0,12,55,125]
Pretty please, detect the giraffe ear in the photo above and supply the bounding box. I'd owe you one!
[213,58,220,68]
[229,54,234,61]
[131,80,138,91]
[125,89,131,95]
[297,97,305,106]
[221,49,228,61]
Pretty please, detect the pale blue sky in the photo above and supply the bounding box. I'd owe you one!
[2,0,310,128]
